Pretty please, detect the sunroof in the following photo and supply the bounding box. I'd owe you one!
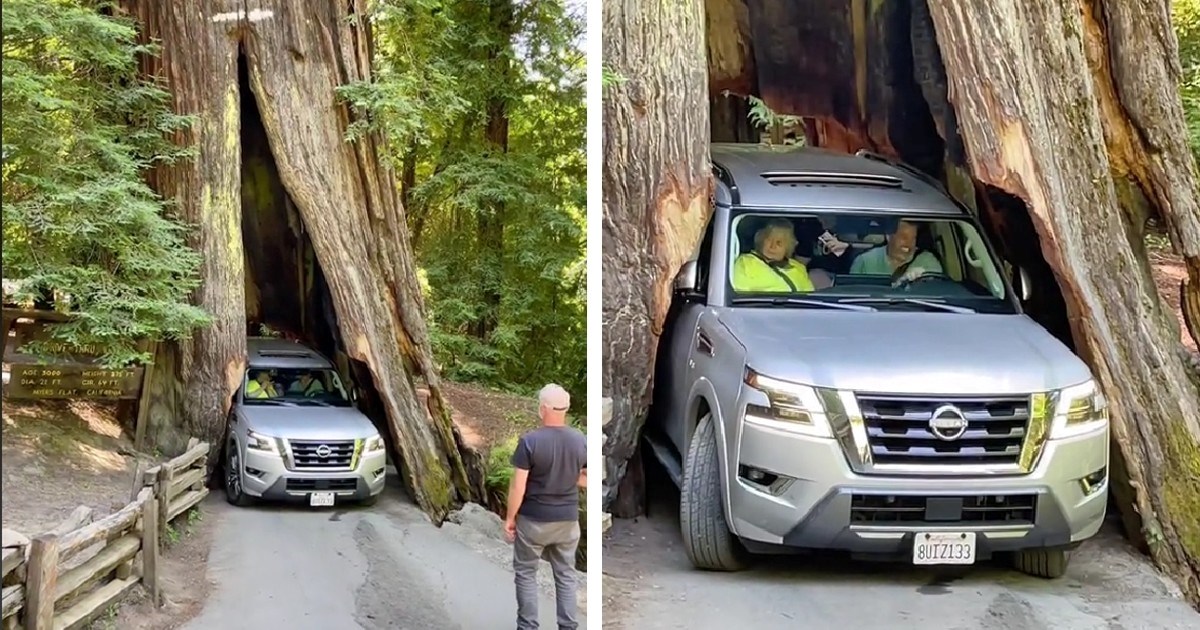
[759,171,904,189]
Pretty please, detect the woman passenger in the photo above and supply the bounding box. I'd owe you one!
[731,219,815,293]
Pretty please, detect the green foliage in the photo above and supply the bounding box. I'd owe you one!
[602,63,627,90]
[743,93,805,146]
[1175,0,1200,163]
[485,435,520,492]
[2,0,209,367]
[347,0,586,407]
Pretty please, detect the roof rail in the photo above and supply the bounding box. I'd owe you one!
[759,170,904,189]
[854,150,946,192]
[711,163,740,205]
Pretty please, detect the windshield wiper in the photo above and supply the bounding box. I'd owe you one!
[731,297,877,312]
[836,297,976,314]
[293,399,332,407]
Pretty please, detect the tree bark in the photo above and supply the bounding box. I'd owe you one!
[604,0,1200,603]
[125,0,481,521]
[475,0,514,341]
[123,0,246,457]
[601,0,713,506]
[923,0,1200,602]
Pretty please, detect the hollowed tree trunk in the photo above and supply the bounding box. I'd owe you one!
[603,0,1200,602]
[124,0,481,521]
[601,0,713,506]
[923,0,1200,602]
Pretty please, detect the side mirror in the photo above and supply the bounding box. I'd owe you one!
[1015,267,1033,302]
[674,260,699,294]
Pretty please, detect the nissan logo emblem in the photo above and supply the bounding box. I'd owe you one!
[315,444,332,458]
[928,405,969,441]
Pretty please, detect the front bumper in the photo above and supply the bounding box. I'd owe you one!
[241,444,387,503]
[728,414,1108,557]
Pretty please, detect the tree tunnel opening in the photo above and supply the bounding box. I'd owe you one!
[228,49,408,498]
[631,0,1136,540]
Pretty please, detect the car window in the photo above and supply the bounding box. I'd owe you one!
[725,210,1015,314]
[242,367,353,407]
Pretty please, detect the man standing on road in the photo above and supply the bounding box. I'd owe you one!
[505,383,587,630]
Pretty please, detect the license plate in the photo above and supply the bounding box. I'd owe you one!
[912,531,976,565]
[309,492,335,507]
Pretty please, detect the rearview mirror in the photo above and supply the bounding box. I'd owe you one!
[1015,267,1032,302]
[674,260,699,294]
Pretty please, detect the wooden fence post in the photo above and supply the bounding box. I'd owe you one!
[133,343,157,452]
[128,461,146,503]
[23,535,57,630]
[140,496,160,608]
[156,466,173,538]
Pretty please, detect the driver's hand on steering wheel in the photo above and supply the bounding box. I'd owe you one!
[892,266,927,287]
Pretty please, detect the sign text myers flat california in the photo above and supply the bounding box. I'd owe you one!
[5,364,143,400]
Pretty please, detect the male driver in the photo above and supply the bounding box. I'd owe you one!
[505,384,587,630]
[849,218,943,284]
[287,371,325,397]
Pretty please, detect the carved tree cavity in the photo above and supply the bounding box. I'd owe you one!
[126,0,484,522]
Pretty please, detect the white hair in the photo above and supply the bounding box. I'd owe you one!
[538,383,570,409]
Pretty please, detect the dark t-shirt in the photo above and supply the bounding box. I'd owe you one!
[510,425,586,522]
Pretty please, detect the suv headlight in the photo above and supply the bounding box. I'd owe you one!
[365,434,385,453]
[246,429,278,452]
[742,368,832,438]
[1050,379,1108,439]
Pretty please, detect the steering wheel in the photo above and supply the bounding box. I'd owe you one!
[890,270,950,288]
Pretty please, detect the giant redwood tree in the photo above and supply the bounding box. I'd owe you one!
[122,0,482,521]
[601,0,713,509]
[602,0,1200,602]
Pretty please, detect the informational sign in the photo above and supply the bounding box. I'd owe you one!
[5,364,143,400]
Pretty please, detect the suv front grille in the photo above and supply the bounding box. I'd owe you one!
[856,394,1029,466]
[287,439,356,470]
[286,478,358,492]
[850,493,1037,525]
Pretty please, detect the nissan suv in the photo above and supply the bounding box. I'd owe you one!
[223,337,387,507]
[649,143,1109,578]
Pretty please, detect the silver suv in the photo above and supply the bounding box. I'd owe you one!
[223,337,387,507]
[650,143,1109,578]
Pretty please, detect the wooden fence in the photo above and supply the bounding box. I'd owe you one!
[0,440,210,630]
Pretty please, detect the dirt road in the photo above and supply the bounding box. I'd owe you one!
[181,482,586,630]
[603,473,1199,630]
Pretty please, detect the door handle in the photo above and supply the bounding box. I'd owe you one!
[696,330,714,357]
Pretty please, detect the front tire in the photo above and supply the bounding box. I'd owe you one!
[680,412,749,571]
[1013,547,1071,578]
[224,441,254,507]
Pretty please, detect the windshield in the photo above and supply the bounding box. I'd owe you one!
[725,210,1015,314]
[242,367,353,407]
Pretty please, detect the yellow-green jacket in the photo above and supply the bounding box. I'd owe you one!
[731,253,815,293]
[246,379,279,399]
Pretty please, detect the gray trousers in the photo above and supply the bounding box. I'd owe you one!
[513,516,580,630]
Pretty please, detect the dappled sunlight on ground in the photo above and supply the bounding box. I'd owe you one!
[75,441,131,472]
[68,400,125,439]
[1,399,138,535]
